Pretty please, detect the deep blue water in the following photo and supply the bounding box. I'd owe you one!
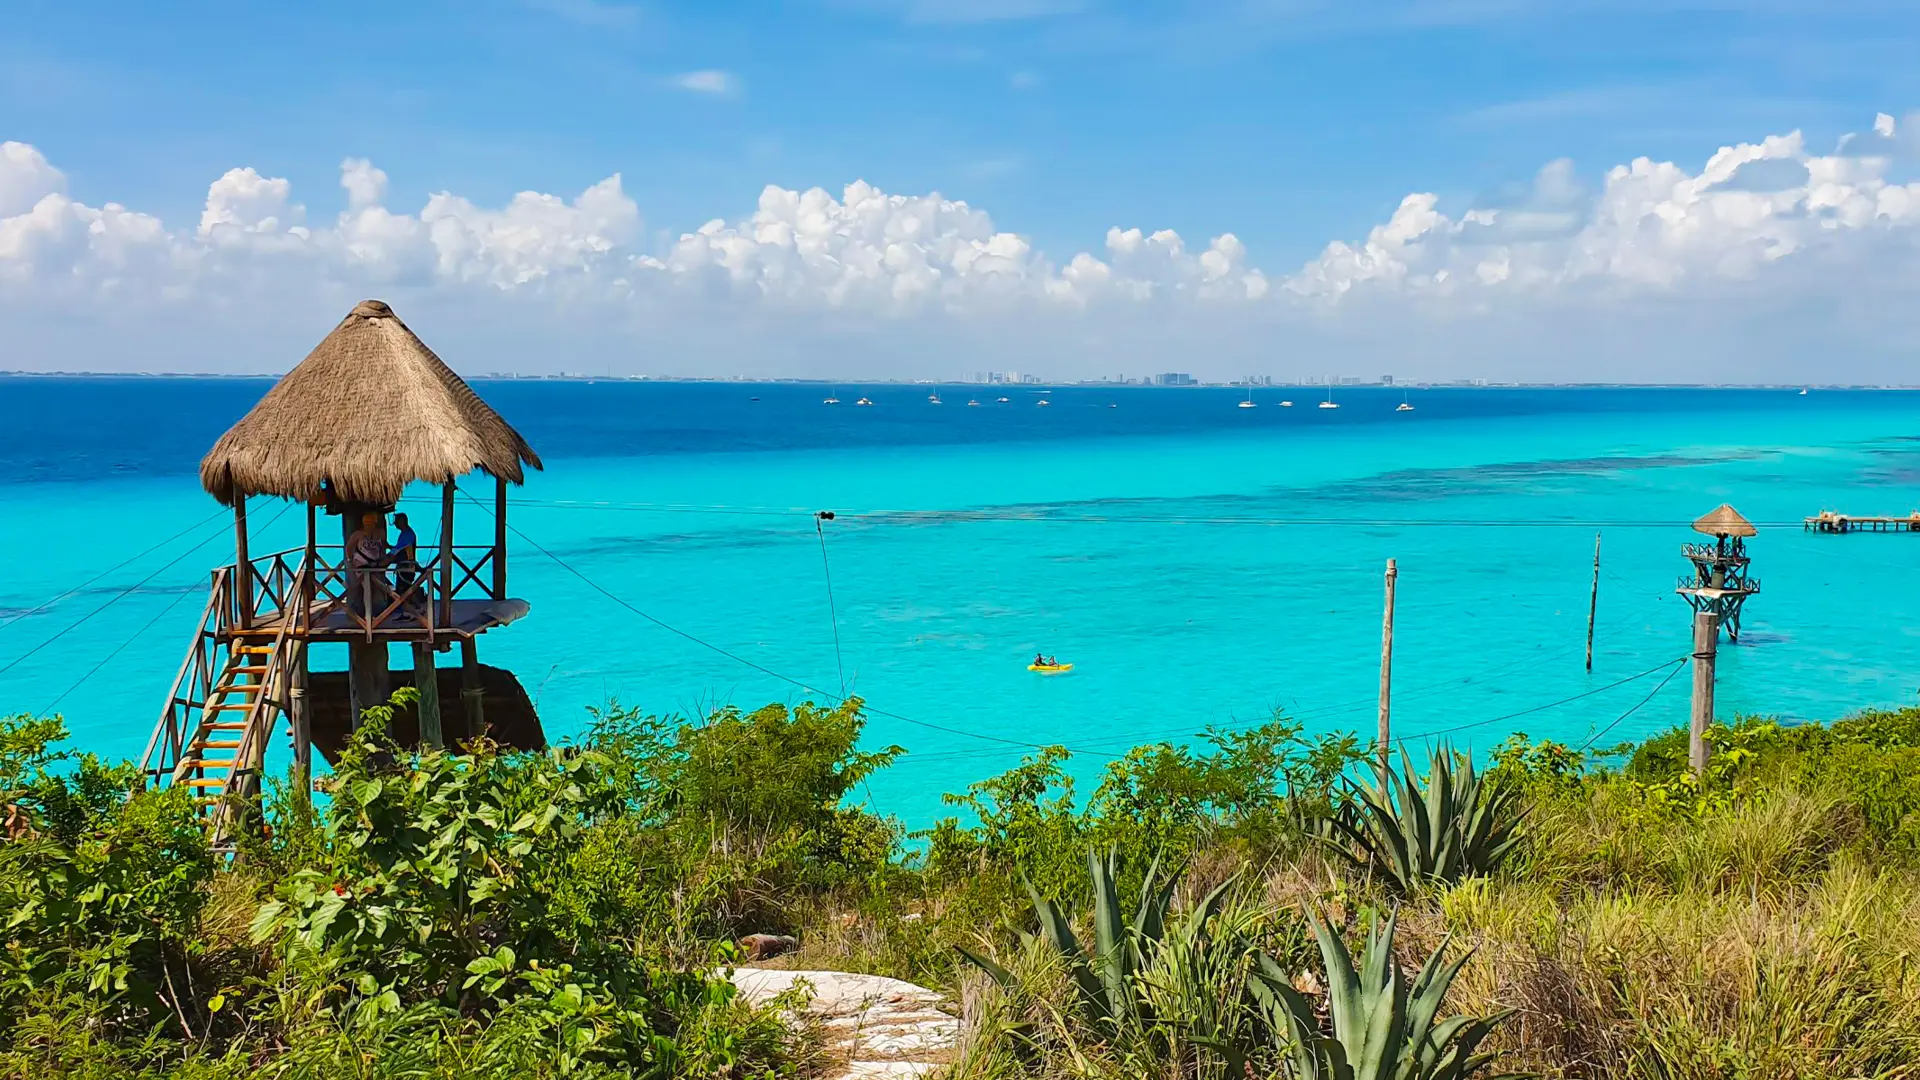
[4,375,1919,824]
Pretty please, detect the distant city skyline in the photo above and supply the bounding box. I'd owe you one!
[2,2,1917,382]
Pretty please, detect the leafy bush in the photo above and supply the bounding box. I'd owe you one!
[248,699,793,1077]
[927,719,1365,906]
[0,715,214,1043]
[551,698,905,948]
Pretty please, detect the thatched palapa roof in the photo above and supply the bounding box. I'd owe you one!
[201,300,541,506]
[1692,503,1757,538]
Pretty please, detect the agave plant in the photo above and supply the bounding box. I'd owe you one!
[957,846,1236,1041]
[1249,906,1524,1080]
[1328,744,1525,893]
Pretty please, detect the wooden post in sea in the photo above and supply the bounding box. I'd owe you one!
[1378,558,1397,778]
[1690,610,1718,777]
[1585,532,1601,671]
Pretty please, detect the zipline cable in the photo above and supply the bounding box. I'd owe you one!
[815,512,849,699]
[458,490,1062,752]
[0,515,237,679]
[35,503,296,714]
[1579,659,1690,751]
[0,506,230,632]
[1390,655,1689,745]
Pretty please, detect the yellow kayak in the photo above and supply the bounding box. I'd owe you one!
[1028,663,1074,673]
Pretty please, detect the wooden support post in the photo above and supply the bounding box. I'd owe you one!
[440,482,456,628]
[1585,532,1601,672]
[233,496,251,629]
[413,641,443,750]
[493,475,508,599]
[342,506,387,725]
[1378,558,1397,778]
[302,503,318,625]
[1690,610,1718,778]
[289,641,312,812]
[460,637,486,736]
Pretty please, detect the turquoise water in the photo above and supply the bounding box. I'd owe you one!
[3,379,1918,824]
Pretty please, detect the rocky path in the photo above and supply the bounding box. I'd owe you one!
[729,968,960,1079]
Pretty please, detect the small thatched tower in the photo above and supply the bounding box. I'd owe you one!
[145,300,546,847]
[1677,503,1759,641]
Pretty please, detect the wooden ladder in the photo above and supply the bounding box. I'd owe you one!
[170,635,290,847]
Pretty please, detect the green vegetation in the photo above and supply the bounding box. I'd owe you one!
[5,694,1920,1077]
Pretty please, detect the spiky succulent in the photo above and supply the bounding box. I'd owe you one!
[1328,744,1525,893]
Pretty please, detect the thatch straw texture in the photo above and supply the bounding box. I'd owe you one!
[1693,503,1757,538]
[201,301,541,505]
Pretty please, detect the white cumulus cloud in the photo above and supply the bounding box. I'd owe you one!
[3,111,1920,380]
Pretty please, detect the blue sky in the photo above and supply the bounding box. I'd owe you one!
[4,1,1919,380]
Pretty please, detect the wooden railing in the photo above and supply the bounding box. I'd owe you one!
[1677,573,1761,593]
[243,545,502,638]
[141,567,232,785]
[1680,542,1751,562]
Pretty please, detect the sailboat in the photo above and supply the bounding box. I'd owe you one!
[1238,386,1257,409]
[1318,386,1340,410]
[823,387,841,405]
[966,398,981,407]
[928,391,943,404]
[1799,388,1809,396]
[1396,391,1414,412]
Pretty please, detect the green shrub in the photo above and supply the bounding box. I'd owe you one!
[0,715,214,1043]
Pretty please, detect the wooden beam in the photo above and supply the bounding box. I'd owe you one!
[414,641,443,750]
[233,497,251,630]
[1690,610,1718,777]
[439,482,456,629]
[289,641,312,813]
[461,636,485,734]
[493,475,508,599]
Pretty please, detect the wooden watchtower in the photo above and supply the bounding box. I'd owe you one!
[1676,503,1759,642]
[141,299,545,848]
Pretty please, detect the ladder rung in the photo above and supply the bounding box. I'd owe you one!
[195,740,243,749]
[236,646,275,655]
[207,722,250,730]
[209,704,255,712]
[214,683,262,693]
[183,779,228,788]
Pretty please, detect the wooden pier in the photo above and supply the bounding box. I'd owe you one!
[1804,510,1920,534]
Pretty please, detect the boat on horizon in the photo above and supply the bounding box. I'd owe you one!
[928,392,942,404]
[997,396,1010,403]
[1319,386,1340,410]
[1279,399,1294,407]
[823,387,841,404]
[1396,391,1414,412]
[1238,385,1257,409]
[966,398,980,407]
[855,397,874,406]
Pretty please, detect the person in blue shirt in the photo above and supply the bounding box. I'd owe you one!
[389,512,421,613]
